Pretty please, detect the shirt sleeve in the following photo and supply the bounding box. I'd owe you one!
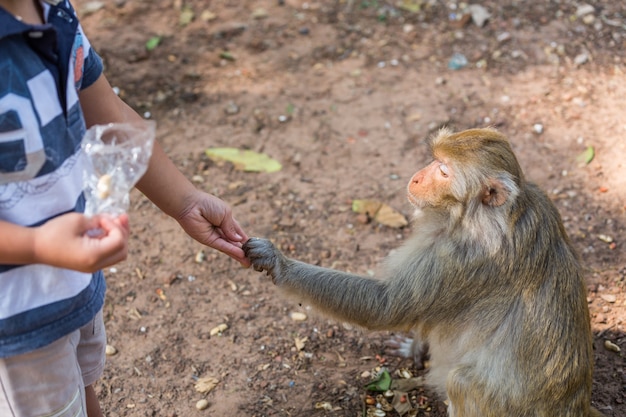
[78,24,103,90]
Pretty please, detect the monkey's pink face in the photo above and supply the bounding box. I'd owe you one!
[407,159,452,208]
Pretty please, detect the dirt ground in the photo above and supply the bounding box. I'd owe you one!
[74,0,626,416]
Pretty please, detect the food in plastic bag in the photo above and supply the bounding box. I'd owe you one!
[82,121,155,217]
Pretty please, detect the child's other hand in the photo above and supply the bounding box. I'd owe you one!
[34,212,130,272]
[176,191,251,268]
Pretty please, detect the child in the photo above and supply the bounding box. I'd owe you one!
[0,1,250,416]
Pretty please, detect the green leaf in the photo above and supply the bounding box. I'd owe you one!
[576,145,595,165]
[145,36,161,51]
[219,51,236,61]
[205,148,282,173]
[364,369,391,392]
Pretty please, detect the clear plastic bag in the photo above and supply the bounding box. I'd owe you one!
[82,121,156,217]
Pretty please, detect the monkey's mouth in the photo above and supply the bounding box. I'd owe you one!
[407,193,427,208]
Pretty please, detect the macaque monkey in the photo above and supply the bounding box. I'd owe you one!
[244,127,603,417]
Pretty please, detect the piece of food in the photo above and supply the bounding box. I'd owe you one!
[96,174,112,199]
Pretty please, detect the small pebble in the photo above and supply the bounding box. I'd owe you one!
[575,4,595,18]
[196,399,209,410]
[224,101,239,115]
[290,312,307,321]
[195,250,206,263]
[574,53,589,66]
[105,344,117,356]
[210,323,229,336]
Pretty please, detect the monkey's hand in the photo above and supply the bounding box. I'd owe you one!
[243,237,286,284]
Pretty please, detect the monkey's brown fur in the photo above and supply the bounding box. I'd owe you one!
[244,128,603,417]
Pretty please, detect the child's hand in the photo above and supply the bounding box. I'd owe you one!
[175,191,251,267]
[34,212,130,273]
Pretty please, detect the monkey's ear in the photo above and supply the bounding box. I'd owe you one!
[482,178,510,207]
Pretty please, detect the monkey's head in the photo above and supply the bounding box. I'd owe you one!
[408,128,524,249]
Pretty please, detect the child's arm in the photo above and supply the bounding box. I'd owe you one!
[78,75,250,266]
[0,214,129,272]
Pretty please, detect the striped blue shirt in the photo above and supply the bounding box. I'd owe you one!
[0,0,106,357]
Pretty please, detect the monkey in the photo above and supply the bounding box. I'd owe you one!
[243,127,604,417]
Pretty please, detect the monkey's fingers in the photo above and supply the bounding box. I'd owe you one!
[242,237,257,254]
[384,335,414,359]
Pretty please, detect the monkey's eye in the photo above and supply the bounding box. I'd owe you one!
[439,163,449,178]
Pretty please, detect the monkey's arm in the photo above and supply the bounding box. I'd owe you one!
[244,238,415,330]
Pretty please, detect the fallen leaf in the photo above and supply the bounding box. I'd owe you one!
[365,369,392,392]
[576,145,594,165]
[179,6,195,26]
[352,199,382,216]
[205,148,282,172]
[352,199,407,228]
[219,51,236,61]
[145,36,161,51]
[399,0,421,13]
[391,376,425,391]
[195,376,219,393]
[374,204,409,228]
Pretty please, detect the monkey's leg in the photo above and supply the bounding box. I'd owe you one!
[446,365,503,417]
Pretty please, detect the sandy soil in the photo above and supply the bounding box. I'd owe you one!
[75,0,625,416]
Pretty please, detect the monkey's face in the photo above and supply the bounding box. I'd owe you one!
[407,159,455,209]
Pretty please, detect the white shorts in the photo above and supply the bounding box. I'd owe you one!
[0,309,106,417]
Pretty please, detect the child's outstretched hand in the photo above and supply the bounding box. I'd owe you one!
[175,190,250,267]
[34,212,130,272]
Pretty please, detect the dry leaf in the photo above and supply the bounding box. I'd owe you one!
[390,376,426,391]
[179,6,195,26]
[195,376,219,393]
[374,204,408,228]
[352,199,407,228]
[294,336,307,351]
